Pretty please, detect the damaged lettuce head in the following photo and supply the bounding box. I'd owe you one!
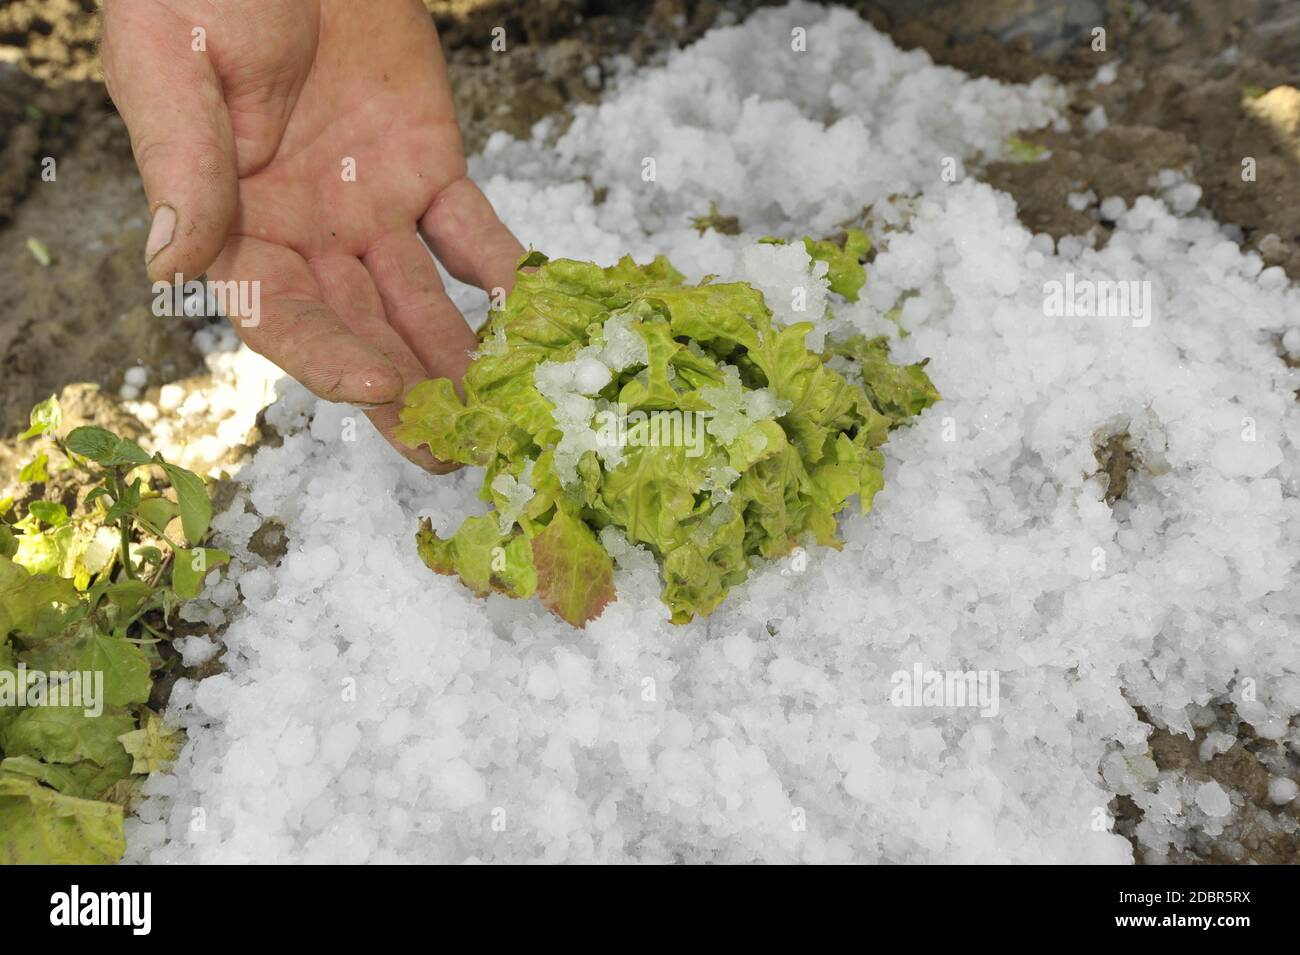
[396,246,937,627]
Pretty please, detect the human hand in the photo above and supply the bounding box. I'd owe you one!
[102,0,524,470]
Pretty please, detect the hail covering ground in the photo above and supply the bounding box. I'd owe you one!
[126,3,1300,863]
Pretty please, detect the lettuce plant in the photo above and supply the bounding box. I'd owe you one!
[398,246,937,627]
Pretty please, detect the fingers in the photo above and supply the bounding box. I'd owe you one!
[310,255,455,472]
[102,1,239,283]
[363,232,479,382]
[210,236,403,406]
[419,177,525,298]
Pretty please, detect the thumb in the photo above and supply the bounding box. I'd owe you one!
[102,3,238,284]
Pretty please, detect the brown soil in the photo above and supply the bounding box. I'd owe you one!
[0,0,101,83]
[909,0,1300,277]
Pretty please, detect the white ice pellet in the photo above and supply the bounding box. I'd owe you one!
[527,664,561,701]
[1195,781,1233,817]
[1268,777,1299,805]
[175,635,220,667]
[572,355,613,394]
[1099,196,1127,221]
[276,726,317,768]
[237,566,275,601]
[1283,327,1300,356]
[1083,105,1108,134]
[1067,190,1096,211]
[158,384,185,411]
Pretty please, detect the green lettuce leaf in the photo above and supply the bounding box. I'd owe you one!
[827,334,940,425]
[803,228,871,301]
[416,515,536,599]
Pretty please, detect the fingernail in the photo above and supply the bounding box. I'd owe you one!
[354,401,387,410]
[145,203,176,263]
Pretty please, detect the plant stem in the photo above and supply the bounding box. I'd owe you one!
[112,469,138,580]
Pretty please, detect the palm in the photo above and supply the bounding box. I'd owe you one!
[232,5,461,259]
[103,0,523,469]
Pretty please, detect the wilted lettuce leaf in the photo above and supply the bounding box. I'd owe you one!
[398,378,518,467]
[531,509,615,626]
[0,775,125,864]
[0,555,78,637]
[399,250,937,628]
[0,754,130,802]
[749,320,890,460]
[0,707,134,768]
[598,438,709,553]
[117,711,183,775]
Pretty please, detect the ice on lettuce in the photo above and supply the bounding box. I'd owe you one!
[397,249,937,627]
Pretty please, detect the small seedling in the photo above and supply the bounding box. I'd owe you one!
[0,395,222,863]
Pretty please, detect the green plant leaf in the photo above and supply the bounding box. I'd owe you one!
[1005,135,1049,162]
[105,478,142,522]
[28,500,68,527]
[660,503,746,623]
[416,516,534,599]
[18,395,61,440]
[104,579,154,616]
[18,452,49,483]
[0,754,133,802]
[26,236,53,267]
[160,463,212,545]
[171,547,230,599]
[826,334,940,425]
[76,633,152,706]
[134,545,163,567]
[136,497,178,534]
[64,427,151,467]
[397,378,514,467]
